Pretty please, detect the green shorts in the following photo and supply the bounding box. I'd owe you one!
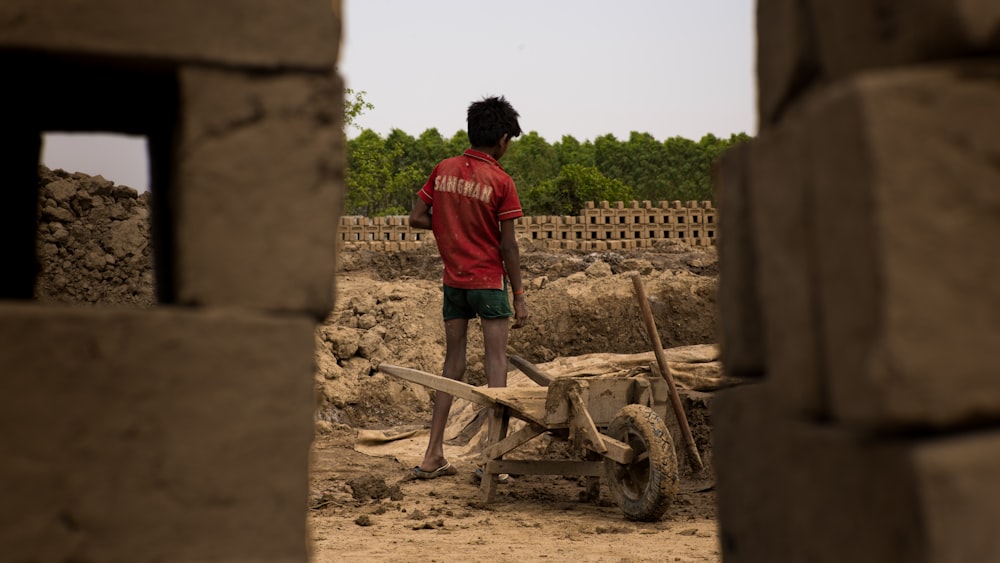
[442,282,512,321]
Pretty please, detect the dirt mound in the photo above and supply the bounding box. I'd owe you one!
[32,167,720,432]
[316,248,718,428]
[34,166,155,307]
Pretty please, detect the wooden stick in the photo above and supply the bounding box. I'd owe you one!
[508,354,553,386]
[630,274,704,472]
[378,364,495,406]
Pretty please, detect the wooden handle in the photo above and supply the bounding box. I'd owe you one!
[509,354,553,386]
[631,274,704,472]
[379,364,495,406]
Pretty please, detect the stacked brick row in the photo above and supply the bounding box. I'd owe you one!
[714,2,1000,562]
[339,200,716,252]
[0,1,344,561]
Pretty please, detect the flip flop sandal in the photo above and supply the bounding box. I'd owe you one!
[412,462,457,480]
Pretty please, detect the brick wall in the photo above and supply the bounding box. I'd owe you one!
[339,200,717,252]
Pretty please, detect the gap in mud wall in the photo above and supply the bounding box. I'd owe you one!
[42,133,150,193]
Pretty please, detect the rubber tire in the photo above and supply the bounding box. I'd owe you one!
[603,404,679,521]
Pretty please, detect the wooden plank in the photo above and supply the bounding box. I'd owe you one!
[584,451,602,502]
[480,386,549,403]
[481,422,547,461]
[479,407,510,502]
[543,378,576,425]
[569,387,607,454]
[378,364,495,406]
[578,379,635,425]
[487,460,604,477]
[595,434,634,465]
[543,377,640,427]
[479,387,551,426]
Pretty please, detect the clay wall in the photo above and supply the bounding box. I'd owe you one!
[0,1,345,561]
[713,1,1000,562]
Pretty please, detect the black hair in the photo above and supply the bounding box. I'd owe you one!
[467,95,522,148]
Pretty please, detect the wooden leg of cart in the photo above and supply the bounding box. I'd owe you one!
[583,450,602,503]
[479,403,511,502]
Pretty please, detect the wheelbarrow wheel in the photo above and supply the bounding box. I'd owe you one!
[603,404,678,521]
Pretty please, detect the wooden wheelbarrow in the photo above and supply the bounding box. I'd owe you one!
[379,362,681,521]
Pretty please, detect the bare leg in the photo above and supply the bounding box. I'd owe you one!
[481,318,510,388]
[418,318,468,472]
[480,318,510,453]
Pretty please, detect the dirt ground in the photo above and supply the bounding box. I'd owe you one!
[307,426,719,563]
[32,169,726,562]
[307,243,724,562]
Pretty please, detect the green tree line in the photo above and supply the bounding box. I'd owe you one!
[345,123,750,217]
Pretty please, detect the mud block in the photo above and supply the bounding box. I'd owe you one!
[703,208,716,226]
[0,303,316,562]
[627,224,647,240]
[909,430,1000,562]
[714,383,1000,563]
[756,0,825,126]
[809,1,1000,79]
[688,209,705,226]
[345,226,364,242]
[747,116,827,416]
[757,0,1000,125]
[0,0,340,70]
[174,67,344,317]
[390,226,410,241]
[647,210,668,225]
[809,62,1000,429]
[713,143,764,378]
[672,209,690,225]
[714,384,912,563]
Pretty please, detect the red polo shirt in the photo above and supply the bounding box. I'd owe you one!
[417,149,523,290]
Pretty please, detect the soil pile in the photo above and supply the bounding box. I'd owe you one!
[34,165,155,307]
[321,247,720,428]
[32,166,721,431]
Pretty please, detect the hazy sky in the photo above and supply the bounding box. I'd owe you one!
[42,0,757,192]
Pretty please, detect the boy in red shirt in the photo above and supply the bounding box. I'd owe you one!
[408,95,529,480]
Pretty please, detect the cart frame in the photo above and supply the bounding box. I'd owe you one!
[379,362,680,521]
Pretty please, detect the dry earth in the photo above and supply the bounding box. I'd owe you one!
[34,167,726,562]
[308,245,724,563]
